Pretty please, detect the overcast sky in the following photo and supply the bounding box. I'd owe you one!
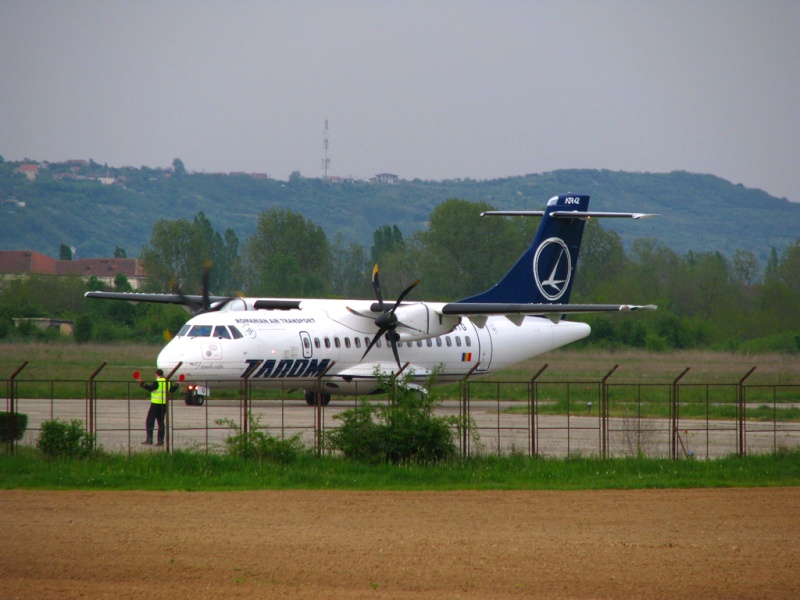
[2,1,798,200]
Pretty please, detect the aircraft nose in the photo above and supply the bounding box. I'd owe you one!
[156,342,184,375]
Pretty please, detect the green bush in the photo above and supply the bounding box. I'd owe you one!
[36,419,96,459]
[217,413,306,463]
[0,412,28,443]
[325,370,466,464]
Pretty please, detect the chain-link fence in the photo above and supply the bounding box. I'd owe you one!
[4,364,799,458]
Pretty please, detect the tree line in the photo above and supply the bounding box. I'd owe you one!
[1,199,798,351]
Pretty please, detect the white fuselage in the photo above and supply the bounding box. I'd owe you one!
[156,298,590,396]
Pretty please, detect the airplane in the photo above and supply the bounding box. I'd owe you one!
[86,194,657,406]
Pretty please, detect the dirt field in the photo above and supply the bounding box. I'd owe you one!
[1,488,798,599]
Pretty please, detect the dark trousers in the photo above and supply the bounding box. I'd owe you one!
[145,403,167,443]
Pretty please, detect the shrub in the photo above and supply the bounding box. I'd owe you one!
[0,412,28,443]
[217,413,306,463]
[325,370,466,464]
[36,419,96,459]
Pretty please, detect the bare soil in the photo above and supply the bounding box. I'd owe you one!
[1,488,798,599]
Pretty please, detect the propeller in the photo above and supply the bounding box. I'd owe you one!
[172,261,234,315]
[347,264,421,369]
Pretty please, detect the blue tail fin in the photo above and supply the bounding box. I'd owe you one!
[457,194,590,304]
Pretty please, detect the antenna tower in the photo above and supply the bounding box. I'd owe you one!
[321,119,330,180]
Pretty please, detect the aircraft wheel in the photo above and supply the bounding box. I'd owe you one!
[184,391,205,406]
[304,391,331,406]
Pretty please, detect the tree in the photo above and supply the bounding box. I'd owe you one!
[113,246,127,259]
[572,219,626,301]
[370,225,404,265]
[330,234,371,298]
[732,249,759,286]
[140,212,240,294]
[416,198,536,300]
[172,158,186,177]
[243,208,330,297]
[59,244,73,261]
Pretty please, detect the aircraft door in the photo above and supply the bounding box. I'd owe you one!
[470,321,492,372]
[300,331,313,358]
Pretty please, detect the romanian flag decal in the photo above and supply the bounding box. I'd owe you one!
[461,352,472,362]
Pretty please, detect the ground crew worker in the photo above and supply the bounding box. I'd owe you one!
[135,369,177,446]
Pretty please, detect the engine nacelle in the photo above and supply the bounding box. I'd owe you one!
[393,303,461,341]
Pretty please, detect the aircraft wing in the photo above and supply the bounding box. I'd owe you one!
[441,302,656,325]
[84,291,230,305]
[441,303,657,315]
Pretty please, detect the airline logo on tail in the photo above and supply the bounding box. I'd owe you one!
[532,237,572,301]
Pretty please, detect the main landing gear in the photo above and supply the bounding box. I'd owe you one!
[304,390,331,406]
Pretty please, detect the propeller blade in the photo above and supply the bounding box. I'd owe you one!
[395,321,425,334]
[361,328,387,361]
[346,306,377,319]
[390,279,421,315]
[387,331,402,369]
[371,264,386,312]
[201,261,213,311]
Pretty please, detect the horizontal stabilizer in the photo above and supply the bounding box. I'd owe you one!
[481,210,658,219]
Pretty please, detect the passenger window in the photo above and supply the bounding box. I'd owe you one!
[446,337,452,347]
[344,338,351,349]
[436,337,442,347]
[334,338,341,348]
[303,337,311,349]
[376,339,382,348]
[324,338,331,349]
[188,325,212,337]
[314,338,321,349]
[365,337,370,347]
[406,342,412,348]
[455,336,462,347]
[228,326,244,339]
[426,339,432,347]
[465,336,471,347]
[416,340,422,347]
[355,337,362,348]
[213,326,231,339]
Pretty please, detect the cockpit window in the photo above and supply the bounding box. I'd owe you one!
[228,326,244,339]
[177,324,191,337]
[213,326,231,339]
[188,325,213,337]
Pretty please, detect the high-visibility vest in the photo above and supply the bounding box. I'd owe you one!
[150,377,168,404]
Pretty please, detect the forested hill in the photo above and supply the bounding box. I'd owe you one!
[1,158,797,262]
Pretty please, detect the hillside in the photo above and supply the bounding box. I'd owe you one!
[1,159,797,263]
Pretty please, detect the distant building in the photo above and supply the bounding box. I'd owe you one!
[0,250,147,289]
[12,317,74,336]
[15,164,39,181]
[372,173,399,184]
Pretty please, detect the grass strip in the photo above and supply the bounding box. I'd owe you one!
[2,448,799,491]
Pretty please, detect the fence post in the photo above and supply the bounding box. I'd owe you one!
[87,362,107,448]
[529,364,549,457]
[6,361,29,455]
[600,365,619,458]
[671,368,691,460]
[164,362,183,454]
[737,367,757,457]
[313,361,336,456]
[460,362,481,458]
